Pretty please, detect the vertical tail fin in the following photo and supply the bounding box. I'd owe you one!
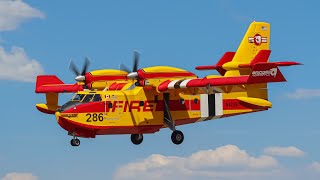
[224,22,270,76]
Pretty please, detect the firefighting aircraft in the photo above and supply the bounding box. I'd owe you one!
[35,22,300,146]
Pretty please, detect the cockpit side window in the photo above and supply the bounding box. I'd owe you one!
[92,94,102,102]
[72,94,85,101]
[82,94,94,102]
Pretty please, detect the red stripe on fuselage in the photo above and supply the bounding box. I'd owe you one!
[62,99,201,114]
[155,100,200,111]
[223,99,268,110]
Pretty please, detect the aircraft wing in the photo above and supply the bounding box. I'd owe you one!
[35,75,83,93]
[157,62,290,92]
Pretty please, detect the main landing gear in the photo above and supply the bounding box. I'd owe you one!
[171,130,184,145]
[164,93,184,145]
[131,134,143,145]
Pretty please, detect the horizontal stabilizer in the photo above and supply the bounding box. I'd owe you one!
[247,63,286,83]
[195,52,235,75]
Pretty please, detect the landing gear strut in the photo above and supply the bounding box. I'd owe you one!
[131,134,143,145]
[70,132,80,146]
[164,93,185,145]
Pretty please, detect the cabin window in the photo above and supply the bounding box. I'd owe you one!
[82,94,94,102]
[92,94,102,102]
[194,98,199,104]
[139,101,144,106]
[72,94,85,101]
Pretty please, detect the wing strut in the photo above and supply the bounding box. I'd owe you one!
[163,93,176,131]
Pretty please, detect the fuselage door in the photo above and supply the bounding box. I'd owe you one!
[104,94,121,123]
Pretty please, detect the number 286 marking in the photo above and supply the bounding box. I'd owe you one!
[86,113,104,122]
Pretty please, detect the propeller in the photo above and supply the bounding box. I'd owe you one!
[69,57,90,83]
[120,50,140,80]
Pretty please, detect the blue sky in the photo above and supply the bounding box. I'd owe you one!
[0,0,320,180]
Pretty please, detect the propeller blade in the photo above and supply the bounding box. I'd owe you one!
[69,60,80,76]
[133,50,139,72]
[120,63,131,73]
[81,57,90,75]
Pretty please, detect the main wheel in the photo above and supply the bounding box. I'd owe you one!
[70,138,80,146]
[131,134,143,145]
[171,130,184,145]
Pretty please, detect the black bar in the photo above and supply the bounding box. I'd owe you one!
[208,94,215,116]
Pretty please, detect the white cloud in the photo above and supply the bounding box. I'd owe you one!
[264,146,305,157]
[0,0,44,31]
[2,172,37,180]
[310,162,320,173]
[114,145,281,180]
[0,46,44,82]
[286,89,320,99]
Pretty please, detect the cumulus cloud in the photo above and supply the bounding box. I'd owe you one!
[264,146,305,157]
[310,162,320,173]
[286,89,320,99]
[2,172,37,180]
[0,0,44,31]
[0,46,44,82]
[114,145,281,180]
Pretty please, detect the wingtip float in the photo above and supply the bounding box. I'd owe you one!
[35,21,301,147]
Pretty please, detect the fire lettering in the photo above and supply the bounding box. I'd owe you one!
[106,100,155,112]
[143,101,153,112]
[130,101,141,112]
[112,101,123,112]
[123,101,129,112]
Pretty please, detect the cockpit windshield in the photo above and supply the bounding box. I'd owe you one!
[72,94,85,101]
[71,93,102,103]
[92,94,102,102]
[59,93,102,112]
[82,94,94,102]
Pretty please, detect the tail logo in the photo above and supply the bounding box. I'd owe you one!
[248,34,267,46]
[252,68,277,77]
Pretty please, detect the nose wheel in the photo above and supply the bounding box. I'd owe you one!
[171,130,184,145]
[70,138,80,146]
[70,132,80,146]
[131,134,143,145]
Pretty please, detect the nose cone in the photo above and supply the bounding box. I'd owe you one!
[75,75,85,82]
[127,72,138,79]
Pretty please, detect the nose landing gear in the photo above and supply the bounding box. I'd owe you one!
[70,138,80,146]
[70,132,80,147]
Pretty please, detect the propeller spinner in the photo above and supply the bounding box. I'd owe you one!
[121,51,140,80]
[69,57,90,83]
